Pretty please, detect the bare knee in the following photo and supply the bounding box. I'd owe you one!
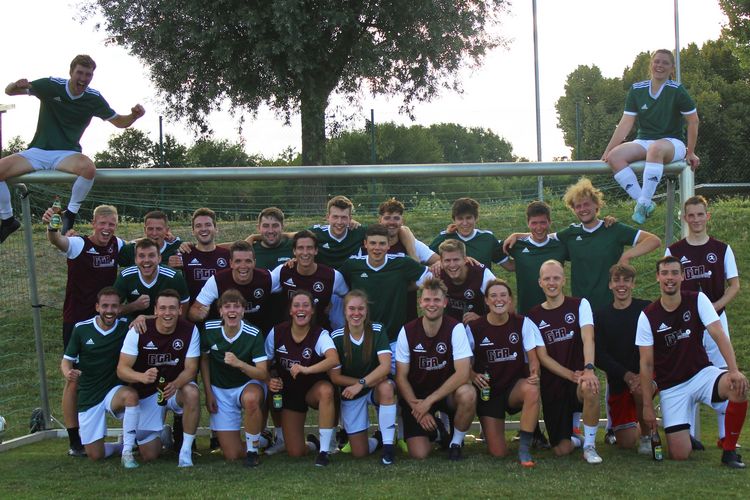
[78,157,96,179]
[376,381,395,404]
[455,384,476,406]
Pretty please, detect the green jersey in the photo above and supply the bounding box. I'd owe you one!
[310,224,367,269]
[339,254,430,342]
[201,320,268,389]
[118,239,182,268]
[113,265,190,318]
[28,77,116,152]
[503,235,568,314]
[330,323,391,399]
[624,80,696,142]
[253,238,294,270]
[430,229,502,269]
[63,317,129,411]
[556,221,639,311]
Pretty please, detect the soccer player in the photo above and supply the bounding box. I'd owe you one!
[113,238,190,320]
[429,197,503,270]
[378,198,437,265]
[265,290,340,466]
[0,54,145,242]
[190,241,279,332]
[60,288,139,465]
[119,210,182,267]
[438,239,495,323]
[395,278,476,460]
[117,290,201,467]
[527,260,603,464]
[467,279,542,465]
[42,203,124,456]
[249,207,294,270]
[200,290,269,467]
[665,195,740,448]
[270,230,349,330]
[637,256,748,467]
[594,264,652,453]
[310,195,369,269]
[602,49,699,224]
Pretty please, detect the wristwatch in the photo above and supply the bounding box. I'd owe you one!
[359,378,367,387]
[584,363,595,371]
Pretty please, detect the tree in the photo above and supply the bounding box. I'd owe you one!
[185,138,256,168]
[3,136,27,156]
[150,134,188,168]
[428,123,515,163]
[86,1,508,167]
[94,129,155,168]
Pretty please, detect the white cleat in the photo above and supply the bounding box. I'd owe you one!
[264,439,286,456]
[583,446,603,464]
[638,437,652,455]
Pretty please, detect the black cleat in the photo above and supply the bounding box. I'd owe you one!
[68,447,87,458]
[372,430,383,451]
[61,210,77,234]
[306,433,320,452]
[604,428,617,446]
[532,427,551,450]
[244,450,260,467]
[336,426,348,450]
[0,217,20,244]
[448,443,463,461]
[315,451,330,467]
[691,435,705,451]
[381,444,395,465]
[722,450,746,469]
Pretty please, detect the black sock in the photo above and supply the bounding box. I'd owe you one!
[1,217,15,226]
[67,427,82,449]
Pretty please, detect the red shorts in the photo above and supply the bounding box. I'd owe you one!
[607,390,638,431]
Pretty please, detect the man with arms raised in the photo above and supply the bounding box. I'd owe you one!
[637,256,747,467]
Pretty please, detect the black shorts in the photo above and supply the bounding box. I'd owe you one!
[398,397,453,440]
[476,381,522,419]
[541,382,582,447]
[281,378,331,413]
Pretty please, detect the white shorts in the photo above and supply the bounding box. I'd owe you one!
[209,380,267,432]
[341,390,377,435]
[17,148,79,171]
[633,138,686,163]
[660,365,726,432]
[135,383,195,444]
[703,311,730,368]
[78,385,125,446]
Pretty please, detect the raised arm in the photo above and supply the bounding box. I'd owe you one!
[109,105,146,128]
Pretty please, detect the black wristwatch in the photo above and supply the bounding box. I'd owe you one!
[584,363,595,371]
[359,378,367,387]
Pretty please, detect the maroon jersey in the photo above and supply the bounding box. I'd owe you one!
[527,297,585,396]
[272,322,329,397]
[440,264,489,321]
[64,235,121,323]
[278,264,337,329]
[468,314,528,390]
[211,268,273,332]
[667,237,732,313]
[183,247,230,302]
[642,291,710,390]
[130,318,196,399]
[402,316,460,399]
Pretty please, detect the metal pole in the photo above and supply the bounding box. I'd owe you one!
[159,115,165,167]
[575,102,581,161]
[673,0,693,239]
[532,0,544,200]
[17,184,52,429]
[665,177,675,245]
[370,109,376,165]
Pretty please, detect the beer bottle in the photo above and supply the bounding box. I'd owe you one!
[156,375,167,406]
[651,429,663,461]
[481,372,491,401]
[49,196,62,231]
[272,392,283,410]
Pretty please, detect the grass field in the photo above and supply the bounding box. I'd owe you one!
[1,192,749,498]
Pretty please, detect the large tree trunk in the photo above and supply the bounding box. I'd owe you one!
[299,85,330,211]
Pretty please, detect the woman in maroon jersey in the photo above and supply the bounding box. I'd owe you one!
[266,290,340,466]
[466,280,541,466]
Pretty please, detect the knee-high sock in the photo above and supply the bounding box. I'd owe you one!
[122,406,140,454]
[0,181,13,219]
[379,404,397,445]
[68,176,94,214]
[319,428,333,453]
[715,400,728,440]
[614,167,641,201]
[639,162,663,205]
[722,400,748,451]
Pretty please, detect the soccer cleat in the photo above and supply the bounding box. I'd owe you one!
[381,444,395,465]
[340,441,352,453]
[638,436,652,455]
[315,451,330,467]
[160,424,174,451]
[397,438,409,454]
[264,439,286,456]
[631,202,647,225]
[121,452,139,469]
[209,435,222,455]
[644,201,656,219]
[244,450,260,468]
[372,430,383,451]
[336,427,348,450]
[721,450,746,469]
[61,210,77,234]
[604,428,617,445]
[178,453,194,468]
[0,217,20,244]
[67,447,87,458]
[583,446,603,464]
[519,449,535,468]
[690,435,705,451]
[532,428,551,450]
[306,433,320,452]
[717,438,742,450]
[448,443,463,461]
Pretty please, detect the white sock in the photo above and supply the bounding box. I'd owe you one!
[639,162,663,205]
[0,182,12,219]
[716,400,728,440]
[258,433,270,449]
[104,442,122,458]
[122,406,139,454]
[450,428,466,447]
[614,168,641,201]
[274,427,284,443]
[180,433,195,457]
[319,428,333,453]
[368,437,379,454]
[570,434,583,448]
[583,424,598,448]
[379,404,397,445]
[68,176,94,213]
[572,412,582,432]
[246,432,260,452]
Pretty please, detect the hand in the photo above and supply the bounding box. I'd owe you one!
[527,370,539,386]
[429,260,443,276]
[164,229,177,243]
[643,403,657,432]
[603,215,618,228]
[205,391,218,414]
[411,398,432,421]
[142,367,158,384]
[42,208,54,224]
[168,253,184,268]
[65,368,81,382]
[224,352,241,368]
[624,371,641,393]
[601,149,611,163]
[571,370,583,384]
[445,223,457,234]
[578,369,600,394]
[131,104,146,119]
[132,294,150,311]
[462,312,480,324]
[162,381,178,401]
[284,257,297,269]
[348,219,361,229]
[472,372,490,389]
[268,377,283,392]
[290,363,307,379]
[418,413,437,432]
[341,383,363,400]
[129,315,149,334]
[502,234,520,254]
[465,256,481,267]
[686,152,700,171]
[727,370,749,397]
[178,242,193,254]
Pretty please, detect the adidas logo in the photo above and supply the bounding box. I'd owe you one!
[144,341,158,350]
[538,320,550,329]
[625,183,633,190]
[210,344,218,350]
[284,278,296,287]
[360,272,369,278]
[648,176,659,182]
[480,337,493,346]
[277,344,288,354]
[414,343,426,352]
[641,103,648,110]
[576,236,583,241]
[131,289,140,295]
[54,96,62,102]
[680,256,691,264]
[657,323,670,332]
[85,338,95,345]
[522,247,530,253]
[86,248,99,255]
[322,243,330,249]
[188,258,201,266]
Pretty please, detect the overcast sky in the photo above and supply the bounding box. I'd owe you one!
[0,1,727,162]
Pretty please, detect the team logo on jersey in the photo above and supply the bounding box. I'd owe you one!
[522,247,530,253]
[313,281,325,293]
[683,310,691,322]
[414,343,426,353]
[680,256,691,264]
[322,243,330,249]
[131,289,140,296]
[86,338,95,345]
[463,289,475,300]
[657,322,670,332]
[54,96,62,102]
[284,278,296,287]
[253,288,264,299]
[509,332,519,344]
[707,253,718,264]
[302,347,313,359]
[277,344,288,354]
[360,273,369,278]
[86,248,99,255]
[436,342,447,354]
[575,236,583,241]
[564,313,576,324]
[188,258,201,266]
[217,258,228,268]
[641,103,648,110]
[210,344,219,351]
[144,341,158,350]
[480,337,493,346]
[538,320,550,329]
[172,339,184,351]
